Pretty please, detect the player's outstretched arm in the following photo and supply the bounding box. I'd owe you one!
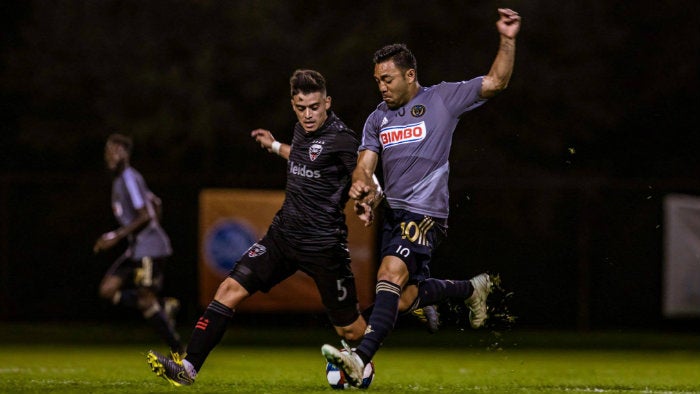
[481,8,521,99]
[251,128,290,160]
[93,207,151,253]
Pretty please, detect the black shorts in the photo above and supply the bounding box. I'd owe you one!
[380,208,447,284]
[229,227,360,327]
[109,252,166,293]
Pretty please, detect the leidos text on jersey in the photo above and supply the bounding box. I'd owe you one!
[289,161,321,179]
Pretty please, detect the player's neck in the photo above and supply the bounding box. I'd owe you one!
[113,161,129,175]
[409,82,421,99]
[398,83,421,107]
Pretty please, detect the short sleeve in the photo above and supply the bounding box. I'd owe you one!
[123,169,146,209]
[437,77,487,117]
[359,110,383,154]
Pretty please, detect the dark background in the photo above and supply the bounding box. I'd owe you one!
[1,1,699,331]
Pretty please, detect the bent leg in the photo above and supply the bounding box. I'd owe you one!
[185,277,249,372]
[414,278,474,308]
[355,256,407,364]
[398,284,418,312]
[138,287,183,353]
[99,275,126,304]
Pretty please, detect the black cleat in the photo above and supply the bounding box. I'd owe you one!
[411,304,440,333]
[146,350,194,386]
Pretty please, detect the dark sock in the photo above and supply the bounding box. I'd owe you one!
[415,278,473,308]
[360,303,374,322]
[355,280,400,364]
[147,310,182,353]
[185,300,234,371]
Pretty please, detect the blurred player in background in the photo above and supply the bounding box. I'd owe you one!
[94,133,182,355]
[146,69,371,386]
[322,8,522,386]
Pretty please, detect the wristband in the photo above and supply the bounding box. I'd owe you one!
[271,141,281,155]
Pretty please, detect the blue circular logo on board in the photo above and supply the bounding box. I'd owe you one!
[204,219,258,275]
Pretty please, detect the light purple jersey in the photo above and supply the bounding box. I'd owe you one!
[112,167,172,259]
[360,77,486,218]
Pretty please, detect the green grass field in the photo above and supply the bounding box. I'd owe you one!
[1,324,699,393]
[1,345,699,393]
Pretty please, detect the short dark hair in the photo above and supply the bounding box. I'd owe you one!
[373,43,417,72]
[107,133,133,155]
[289,69,327,97]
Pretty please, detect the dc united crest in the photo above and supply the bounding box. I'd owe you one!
[309,144,323,161]
[247,243,267,257]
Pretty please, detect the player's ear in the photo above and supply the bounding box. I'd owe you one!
[324,95,332,110]
[406,69,416,83]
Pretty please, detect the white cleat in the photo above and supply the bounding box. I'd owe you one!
[466,273,493,329]
[321,342,364,387]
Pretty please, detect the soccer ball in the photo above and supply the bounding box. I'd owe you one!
[325,352,375,390]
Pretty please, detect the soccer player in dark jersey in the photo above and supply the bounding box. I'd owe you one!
[145,69,369,386]
[94,133,182,355]
[322,8,522,386]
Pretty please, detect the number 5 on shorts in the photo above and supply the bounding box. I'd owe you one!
[336,278,348,302]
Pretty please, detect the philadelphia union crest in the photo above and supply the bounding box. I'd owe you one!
[411,104,426,117]
[309,143,323,161]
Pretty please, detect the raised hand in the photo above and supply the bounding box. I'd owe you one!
[496,8,521,39]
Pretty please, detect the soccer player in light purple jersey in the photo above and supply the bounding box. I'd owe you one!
[323,8,521,386]
[94,134,182,355]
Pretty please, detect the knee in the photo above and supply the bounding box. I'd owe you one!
[214,277,248,308]
[216,277,239,293]
[99,276,122,302]
[376,257,409,286]
[98,284,117,301]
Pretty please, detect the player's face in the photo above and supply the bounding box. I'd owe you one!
[374,60,414,109]
[291,91,331,133]
[104,142,126,171]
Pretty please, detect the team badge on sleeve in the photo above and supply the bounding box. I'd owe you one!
[309,144,323,161]
[247,243,267,257]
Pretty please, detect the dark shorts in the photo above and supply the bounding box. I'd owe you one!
[109,252,167,293]
[229,227,360,327]
[380,208,447,284]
